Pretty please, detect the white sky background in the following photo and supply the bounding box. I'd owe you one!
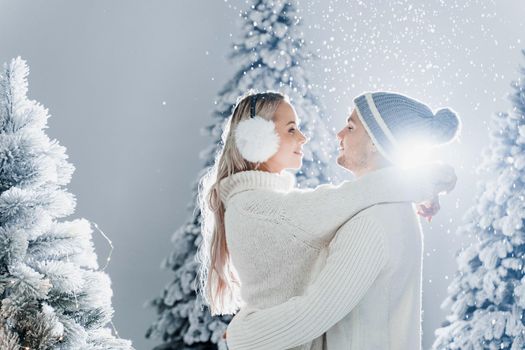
[0,1,524,349]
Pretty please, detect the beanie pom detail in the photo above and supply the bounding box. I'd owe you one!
[431,108,461,144]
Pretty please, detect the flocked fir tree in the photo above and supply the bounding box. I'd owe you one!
[146,0,341,349]
[0,58,133,350]
[433,51,525,349]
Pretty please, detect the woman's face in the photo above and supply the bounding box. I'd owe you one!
[261,100,307,173]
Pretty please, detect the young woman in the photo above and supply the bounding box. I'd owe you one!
[197,91,456,348]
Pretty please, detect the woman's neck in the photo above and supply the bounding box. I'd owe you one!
[256,163,283,174]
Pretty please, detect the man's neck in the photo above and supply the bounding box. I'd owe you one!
[351,163,392,178]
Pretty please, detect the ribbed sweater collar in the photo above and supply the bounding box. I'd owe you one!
[219,170,296,203]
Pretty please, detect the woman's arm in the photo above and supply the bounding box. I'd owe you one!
[226,214,387,350]
[280,163,455,239]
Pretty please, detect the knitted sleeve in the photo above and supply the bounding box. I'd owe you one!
[280,163,452,239]
[225,214,387,350]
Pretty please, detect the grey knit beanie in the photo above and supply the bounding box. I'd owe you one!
[353,91,461,162]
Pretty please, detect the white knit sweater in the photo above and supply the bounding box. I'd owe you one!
[226,202,424,350]
[219,167,448,349]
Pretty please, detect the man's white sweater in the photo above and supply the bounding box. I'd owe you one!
[220,167,450,349]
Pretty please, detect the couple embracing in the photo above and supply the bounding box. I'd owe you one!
[198,91,460,350]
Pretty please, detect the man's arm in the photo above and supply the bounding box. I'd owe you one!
[226,214,388,350]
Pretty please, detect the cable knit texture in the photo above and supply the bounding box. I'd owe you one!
[219,166,450,349]
[226,202,424,350]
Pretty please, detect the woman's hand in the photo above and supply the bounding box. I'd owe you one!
[431,164,457,196]
[414,162,455,221]
[404,162,457,203]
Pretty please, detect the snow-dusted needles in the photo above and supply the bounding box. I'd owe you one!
[66,252,80,310]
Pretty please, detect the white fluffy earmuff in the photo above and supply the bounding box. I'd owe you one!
[234,95,280,163]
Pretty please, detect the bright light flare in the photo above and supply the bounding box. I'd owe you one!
[394,139,435,168]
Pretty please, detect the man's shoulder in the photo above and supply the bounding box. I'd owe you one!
[357,201,414,214]
[353,202,417,226]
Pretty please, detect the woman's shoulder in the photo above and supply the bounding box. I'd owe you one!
[226,189,287,221]
[219,170,295,204]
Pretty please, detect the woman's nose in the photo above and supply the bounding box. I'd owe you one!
[299,131,308,144]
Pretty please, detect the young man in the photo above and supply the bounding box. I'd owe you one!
[225,92,460,350]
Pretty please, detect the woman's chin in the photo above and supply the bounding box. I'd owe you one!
[289,161,302,170]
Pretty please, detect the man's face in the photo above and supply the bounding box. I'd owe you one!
[336,109,376,175]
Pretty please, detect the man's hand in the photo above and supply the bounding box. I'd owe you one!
[416,196,440,222]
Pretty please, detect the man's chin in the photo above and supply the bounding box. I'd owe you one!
[336,156,346,167]
[336,157,353,172]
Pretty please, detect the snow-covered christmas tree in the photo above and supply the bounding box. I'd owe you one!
[432,51,525,349]
[0,57,133,350]
[146,1,340,349]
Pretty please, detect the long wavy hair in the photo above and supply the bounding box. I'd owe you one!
[197,91,286,315]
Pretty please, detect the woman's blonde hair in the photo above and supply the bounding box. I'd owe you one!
[197,91,287,315]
